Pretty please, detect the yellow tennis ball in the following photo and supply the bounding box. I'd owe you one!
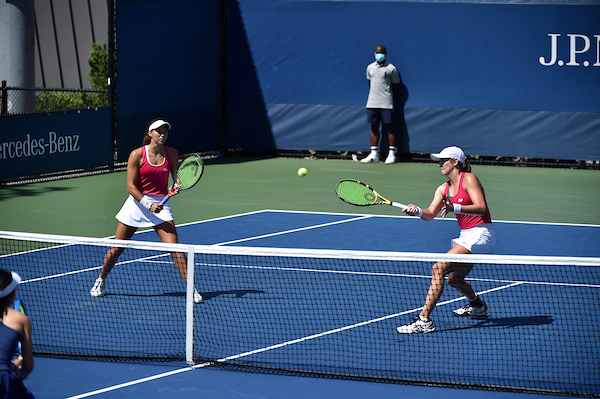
[298,167,307,177]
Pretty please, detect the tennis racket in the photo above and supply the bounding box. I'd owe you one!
[335,179,407,210]
[160,154,204,205]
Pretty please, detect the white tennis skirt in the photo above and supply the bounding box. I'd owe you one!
[451,223,496,254]
[115,194,173,228]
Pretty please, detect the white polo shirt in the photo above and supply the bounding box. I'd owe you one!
[366,61,400,110]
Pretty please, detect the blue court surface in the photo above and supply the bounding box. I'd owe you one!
[21,211,600,398]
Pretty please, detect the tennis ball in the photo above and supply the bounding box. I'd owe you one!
[298,167,307,177]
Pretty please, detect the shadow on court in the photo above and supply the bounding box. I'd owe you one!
[445,315,554,332]
[105,289,266,300]
[0,185,74,201]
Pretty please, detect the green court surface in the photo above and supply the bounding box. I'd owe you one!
[1,157,599,238]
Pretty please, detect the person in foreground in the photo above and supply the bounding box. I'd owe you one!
[396,146,495,334]
[0,270,35,399]
[90,119,202,303]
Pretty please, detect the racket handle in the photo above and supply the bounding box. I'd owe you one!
[391,202,407,210]
[159,194,171,205]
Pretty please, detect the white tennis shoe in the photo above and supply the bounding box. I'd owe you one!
[90,278,105,297]
[384,152,397,164]
[396,316,435,334]
[453,302,489,317]
[194,289,203,304]
[361,152,380,163]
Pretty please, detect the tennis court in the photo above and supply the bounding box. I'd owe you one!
[1,158,599,398]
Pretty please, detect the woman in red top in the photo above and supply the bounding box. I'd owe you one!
[396,146,495,334]
[89,119,202,303]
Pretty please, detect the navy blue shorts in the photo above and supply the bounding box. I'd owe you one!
[367,109,393,125]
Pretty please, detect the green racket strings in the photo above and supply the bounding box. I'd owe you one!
[176,157,203,189]
[337,181,376,205]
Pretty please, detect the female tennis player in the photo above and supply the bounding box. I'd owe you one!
[89,119,203,303]
[0,270,35,398]
[396,146,495,334]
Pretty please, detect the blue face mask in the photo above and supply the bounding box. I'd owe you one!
[375,53,386,62]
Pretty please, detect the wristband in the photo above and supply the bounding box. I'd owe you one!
[415,206,423,218]
[140,196,153,210]
[453,204,462,214]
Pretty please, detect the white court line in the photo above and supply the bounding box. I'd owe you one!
[167,209,600,229]
[65,281,521,399]
[200,262,600,289]
[213,215,373,246]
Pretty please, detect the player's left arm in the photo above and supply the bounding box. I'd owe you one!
[9,309,33,378]
[18,313,34,378]
[459,173,488,215]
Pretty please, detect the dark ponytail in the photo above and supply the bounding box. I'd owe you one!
[458,161,472,173]
[143,118,163,145]
[0,270,13,313]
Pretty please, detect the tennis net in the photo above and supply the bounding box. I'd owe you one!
[1,230,599,397]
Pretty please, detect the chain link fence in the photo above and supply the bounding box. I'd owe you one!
[1,80,109,116]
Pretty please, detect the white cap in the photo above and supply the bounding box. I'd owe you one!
[148,120,171,132]
[430,146,466,165]
[0,272,21,298]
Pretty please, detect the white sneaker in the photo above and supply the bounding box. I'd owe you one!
[360,152,380,163]
[396,316,435,334]
[90,278,105,297]
[194,288,203,304]
[453,302,489,317]
[384,152,397,164]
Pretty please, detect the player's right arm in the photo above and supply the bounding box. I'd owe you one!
[126,148,144,202]
[404,183,447,221]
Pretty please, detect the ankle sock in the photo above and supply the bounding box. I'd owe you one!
[469,296,485,308]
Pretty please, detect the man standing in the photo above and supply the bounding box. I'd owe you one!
[361,44,401,164]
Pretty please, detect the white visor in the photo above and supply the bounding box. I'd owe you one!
[0,272,21,298]
[148,120,171,132]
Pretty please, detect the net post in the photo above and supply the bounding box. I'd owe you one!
[185,245,195,366]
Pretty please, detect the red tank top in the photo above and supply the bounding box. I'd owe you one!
[445,172,492,230]
[136,145,172,196]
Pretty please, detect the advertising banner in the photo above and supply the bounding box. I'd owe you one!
[0,108,112,180]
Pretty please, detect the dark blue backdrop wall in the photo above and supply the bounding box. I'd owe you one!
[3,0,598,181]
[226,0,600,160]
[115,0,222,162]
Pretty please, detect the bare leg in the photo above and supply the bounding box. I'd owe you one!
[154,221,188,282]
[420,245,473,319]
[99,223,137,279]
[385,122,397,147]
[370,123,380,147]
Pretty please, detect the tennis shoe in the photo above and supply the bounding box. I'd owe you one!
[194,289,203,304]
[396,316,435,334]
[361,152,380,164]
[453,302,489,317]
[90,278,105,297]
[384,152,397,164]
